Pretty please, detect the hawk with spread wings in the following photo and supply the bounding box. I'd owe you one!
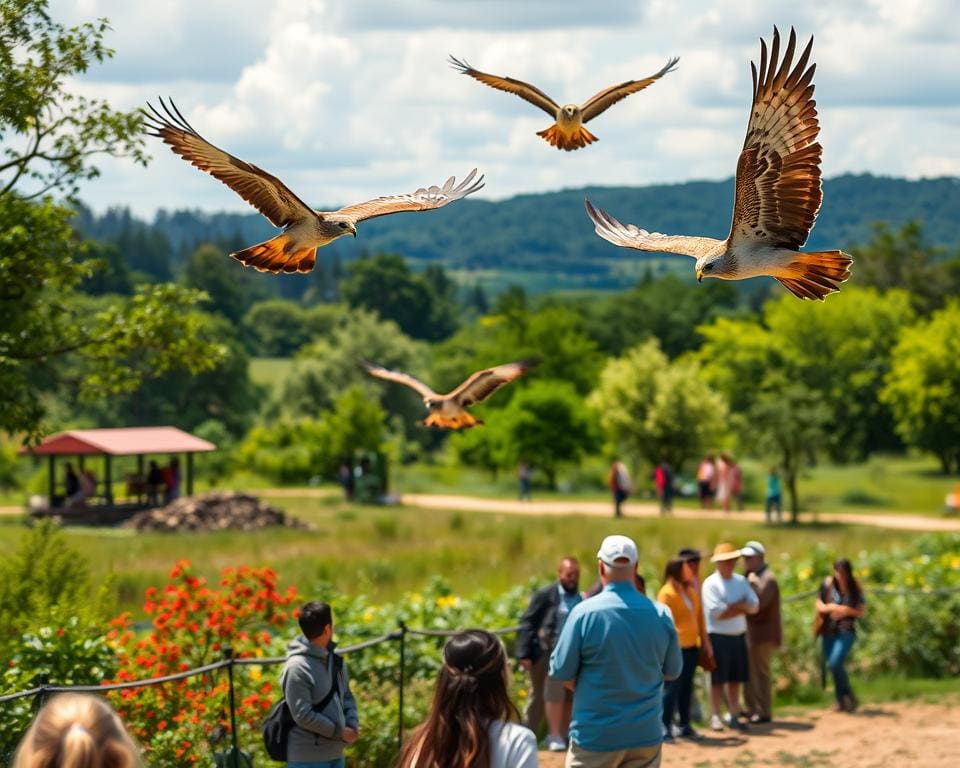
[142,99,484,274]
[449,55,678,151]
[585,28,852,299]
[361,359,537,430]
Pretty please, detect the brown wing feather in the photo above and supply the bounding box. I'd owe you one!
[334,169,484,223]
[448,360,537,407]
[361,361,438,400]
[579,57,679,123]
[449,55,559,117]
[143,98,316,228]
[728,28,822,250]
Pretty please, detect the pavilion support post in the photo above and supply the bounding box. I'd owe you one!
[47,455,55,508]
[137,455,144,504]
[186,453,194,496]
[104,455,113,506]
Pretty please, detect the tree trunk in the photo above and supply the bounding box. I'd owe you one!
[787,471,800,525]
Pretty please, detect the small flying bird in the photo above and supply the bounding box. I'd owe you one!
[142,99,484,274]
[449,54,678,151]
[585,27,852,300]
[361,359,537,430]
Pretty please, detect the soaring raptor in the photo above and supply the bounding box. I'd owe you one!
[361,360,536,430]
[449,55,678,151]
[143,99,483,274]
[585,28,852,300]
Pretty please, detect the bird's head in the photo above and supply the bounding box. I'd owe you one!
[424,399,441,411]
[561,104,579,119]
[326,215,357,239]
[695,254,732,283]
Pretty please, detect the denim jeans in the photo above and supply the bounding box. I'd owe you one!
[823,631,856,702]
[663,646,700,729]
[288,759,345,768]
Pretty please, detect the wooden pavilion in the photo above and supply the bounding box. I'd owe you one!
[21,426,216,524]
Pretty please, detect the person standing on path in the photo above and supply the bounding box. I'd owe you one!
[607,461,632,518]
[653,461,674,516]
[550,535,681,767]
[697,456,716,509]
[516,557,582,745]
[815,558,866,713]
[741,541,781,724]
[701,543,758,732]
[765,467,783,523]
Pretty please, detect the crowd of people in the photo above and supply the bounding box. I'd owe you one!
[11,540,866,768]
[61,457,180,510]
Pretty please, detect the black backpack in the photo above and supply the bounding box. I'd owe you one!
[262,655,342,762]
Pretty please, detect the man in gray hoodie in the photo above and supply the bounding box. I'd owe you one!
[280,601,360,767]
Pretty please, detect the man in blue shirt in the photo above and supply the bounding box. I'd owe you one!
[550,535,682,767]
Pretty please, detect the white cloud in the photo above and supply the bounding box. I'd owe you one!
[45,0,960,217]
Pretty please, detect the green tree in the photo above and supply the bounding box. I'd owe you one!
[0,0,146,199]
[0,0,224,440]
[852,221,960,312]
[882,303,960,474]
[342,253,457,341]
[738,380,831,523]
[493,380,597,488]
[279,308,427,437]
[696,287,915,462]
[589,339,728,472]
[182,243,248,324]
[243,299,309,356]
[79,239,132,295]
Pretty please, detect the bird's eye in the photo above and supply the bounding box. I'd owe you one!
[338,222,348,229]
[703,263,713,271]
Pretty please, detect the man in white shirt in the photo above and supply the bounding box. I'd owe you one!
[701,543,758,732]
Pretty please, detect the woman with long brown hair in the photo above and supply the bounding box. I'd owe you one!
[396,629,537,768]
[13,693,141,768]
[815,558,866,712]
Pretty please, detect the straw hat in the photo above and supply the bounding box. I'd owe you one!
[710,542,742,562]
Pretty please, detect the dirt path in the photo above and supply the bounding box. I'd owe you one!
[400,493,960,532]
[537,699,960,767]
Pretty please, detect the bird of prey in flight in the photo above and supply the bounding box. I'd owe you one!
[585,27,852,300]
[143,99,484,274]
[449,55,678,151]
[361,359,537,430]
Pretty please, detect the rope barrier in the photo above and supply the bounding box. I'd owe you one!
[2,583,958,705]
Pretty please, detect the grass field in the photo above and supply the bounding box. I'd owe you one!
[248,356,296,398]
[0,495,922,619]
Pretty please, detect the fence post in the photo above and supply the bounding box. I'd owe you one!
[32,673,49,714]
[397,622,407,754]
[224,647,240,767]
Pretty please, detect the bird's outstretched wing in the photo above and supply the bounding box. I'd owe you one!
[142,99,316,229]
[585,200,722,258]
[580,57,679,122]
[334,169,484,223]
[728,27,822,250]
[360,361,438,400]
[448,360,537,407]
[448,55,560,118]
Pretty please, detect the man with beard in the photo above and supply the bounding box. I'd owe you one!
[516,556,582,751]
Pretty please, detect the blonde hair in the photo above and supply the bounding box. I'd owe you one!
[13,694,141,768]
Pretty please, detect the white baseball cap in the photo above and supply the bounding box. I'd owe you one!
[741,540,766,557]
[597,535,638,567]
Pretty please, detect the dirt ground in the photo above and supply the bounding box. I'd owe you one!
[537,699,960,767]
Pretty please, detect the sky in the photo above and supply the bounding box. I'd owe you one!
[50,0,960,217]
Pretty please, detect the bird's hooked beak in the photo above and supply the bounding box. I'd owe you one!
[696,269,703,283]
[350,224,357,238]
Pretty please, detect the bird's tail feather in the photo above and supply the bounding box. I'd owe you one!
[231,234,316,274]
[536,124,597,151]
[776,250,853,300]
[423,412,483,430]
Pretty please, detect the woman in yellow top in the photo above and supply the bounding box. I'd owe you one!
[658,557,714,740]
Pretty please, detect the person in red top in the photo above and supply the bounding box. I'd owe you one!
[653,461,674,516]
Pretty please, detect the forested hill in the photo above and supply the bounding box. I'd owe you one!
[76,173,960,291]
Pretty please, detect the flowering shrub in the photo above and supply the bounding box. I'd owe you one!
[105,560,297,765]
[1,618,118,762]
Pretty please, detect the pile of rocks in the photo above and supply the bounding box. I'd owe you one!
[126,491,309,533]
